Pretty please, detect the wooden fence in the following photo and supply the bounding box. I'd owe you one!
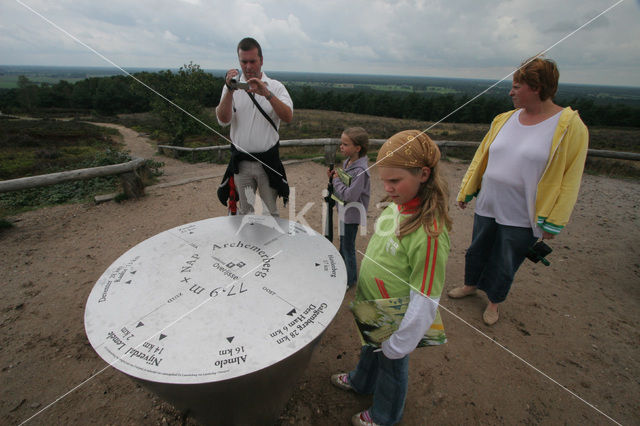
[1,139,638,198]
[0,157,148,198]
[159,139,640,161]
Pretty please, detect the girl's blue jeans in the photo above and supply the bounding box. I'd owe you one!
[339,222,359,287]
[348,345,409,425]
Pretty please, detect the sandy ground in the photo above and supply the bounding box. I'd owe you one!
[1,124,639,425]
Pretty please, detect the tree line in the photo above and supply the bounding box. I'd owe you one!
[1,62,638,144]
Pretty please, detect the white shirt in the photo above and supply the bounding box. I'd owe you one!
[476,109,561,236]
[217,72,293,153]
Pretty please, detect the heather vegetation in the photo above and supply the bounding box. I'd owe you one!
[0,119,161,213]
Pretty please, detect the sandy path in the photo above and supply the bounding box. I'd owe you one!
[1,125,639,425]
[91,123,227,188]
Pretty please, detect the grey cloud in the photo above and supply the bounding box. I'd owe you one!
[1,0,638,86]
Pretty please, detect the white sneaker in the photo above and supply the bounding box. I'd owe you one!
[330,373,353,391]
[351,410,380,426]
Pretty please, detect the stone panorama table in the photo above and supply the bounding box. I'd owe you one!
[85,215,347,425]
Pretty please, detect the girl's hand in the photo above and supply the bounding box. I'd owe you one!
[458,201,467,209]
[542,231,555,240]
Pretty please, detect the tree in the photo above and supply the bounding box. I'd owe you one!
[16,75,39,112]
[148,62,221,145]
[39,80,73,109]
[72,77,100,110]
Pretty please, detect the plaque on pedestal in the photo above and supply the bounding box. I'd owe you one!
[85,216,346,424]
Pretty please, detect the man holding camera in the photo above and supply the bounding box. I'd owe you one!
[216,37,293,216]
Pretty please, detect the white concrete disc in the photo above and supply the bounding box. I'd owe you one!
[84,216,346,384]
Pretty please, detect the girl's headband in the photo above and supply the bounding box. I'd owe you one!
[376,130,440,169]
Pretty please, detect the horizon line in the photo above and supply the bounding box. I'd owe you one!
[1,63,639,89]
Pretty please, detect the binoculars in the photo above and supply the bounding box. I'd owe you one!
[527,241,552,266]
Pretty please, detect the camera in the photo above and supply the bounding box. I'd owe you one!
[526,240,552,266]
[229,71,250,90]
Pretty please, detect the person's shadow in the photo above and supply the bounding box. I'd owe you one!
[234,187,288,237]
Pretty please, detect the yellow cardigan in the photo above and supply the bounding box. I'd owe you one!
[457,107,589,234]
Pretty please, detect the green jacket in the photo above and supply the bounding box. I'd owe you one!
[352,204,450,346]
[457,107,588,234]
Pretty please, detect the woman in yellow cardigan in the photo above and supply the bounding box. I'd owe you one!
[448,56,588,325]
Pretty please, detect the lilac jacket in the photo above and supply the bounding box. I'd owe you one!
[332,156,370,225]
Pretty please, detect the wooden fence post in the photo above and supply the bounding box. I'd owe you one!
[120,169,145,199]
[324,144,337,166]
[440,146,447,160]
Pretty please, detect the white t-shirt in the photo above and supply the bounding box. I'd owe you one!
[476,109,561,236]
[217,72,293,153]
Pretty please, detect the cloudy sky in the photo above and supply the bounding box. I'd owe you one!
[1,0,639,86]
